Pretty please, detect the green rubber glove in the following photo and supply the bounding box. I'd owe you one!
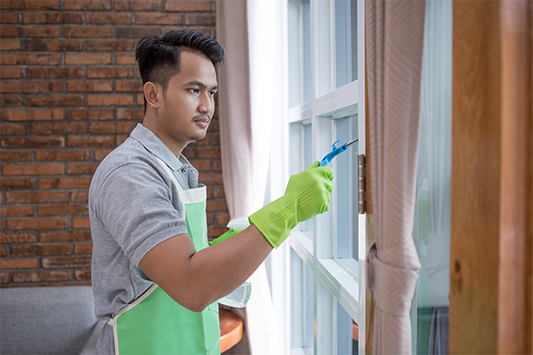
[248,161,334,248]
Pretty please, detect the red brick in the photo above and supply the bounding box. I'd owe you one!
[0,206,34,218]
[87,67,134,79]
[75,269,91,280]
[214,212,230,226]
[0,178,34,191]
[35,150,90,162]
[0,258,38,270]
[0,39,21,50]
[28,94,84,107]
[1,136,65,149]
[64,0,111,10]
[67,163,99,175]
[0,247,7,257]
[116,134,129,145]
[0,123,26,135]
[206,200,227,212]
[38,205,88,217]
[117,108,144,120]
[199,173,223,185]
[2,109,63,121]
[165,0,212,12]
[38,177,90,189]
[0,95,23,107]
[7,218,68,231]
[11,244,71,257]
[185,13,215,26]
[116,53,136,65]
[0,273,9,284]
[115,0,161,11]
[26,39,84,51]
[94,149,113,161]
[66,80,113,92]
[86,12,131,24]
[190,147,220,159]
[67,109,114,121]
[40,230,91,242]
[0,67,22,79]
[1,151,32,162]
[68,135,115,147]
[22,12,83,24]
[86,39,135,51]
[116,80,142,92]
[0,25,60,37]
[89,121,135,134]
[65,53,112,65]
[0,53,61,65]
[13,271,71,283]
[64,25,112,38]
[71,191,89,203]
[3,163,64,176]
[0,0,60,10]
[136,12,184,25]
[6,192,69,204]
[30,122,86,135]
[72,217,90,229]
[115,26,161,39]
[208,226,227,239]
[0,81,63,93]
[26,67,83,79]
[0,232,37,244]
[136,93,144,105]
[42,256,91,269]
[88,94,133,106]
[74,243,92,254]
[214,187,225,199]
[214,160,222,172]
[0,12,18,23]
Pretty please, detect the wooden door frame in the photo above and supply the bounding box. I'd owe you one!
[450,0,532,354]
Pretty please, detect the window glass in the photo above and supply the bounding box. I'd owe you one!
[288,0,312,107]
[337,301,358,355]
[334,0,358,88]
[304,262,314,354]
[334,114,358,273]
[303,122,314,234]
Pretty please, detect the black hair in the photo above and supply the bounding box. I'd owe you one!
[135,30,226,102]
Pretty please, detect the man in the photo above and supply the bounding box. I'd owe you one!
[89,30,333,355]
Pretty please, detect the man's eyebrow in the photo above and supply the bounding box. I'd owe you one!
[187,80,218,91]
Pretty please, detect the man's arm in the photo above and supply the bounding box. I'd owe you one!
[139,224,271,312]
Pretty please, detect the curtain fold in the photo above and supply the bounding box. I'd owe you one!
[365,0,426,353]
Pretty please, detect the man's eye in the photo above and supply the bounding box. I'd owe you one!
[189,89,199,94]
[209,91,217,96]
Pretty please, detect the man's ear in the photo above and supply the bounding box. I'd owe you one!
[144,82,161,110]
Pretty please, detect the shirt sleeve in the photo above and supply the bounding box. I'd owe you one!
[93,162,189,267]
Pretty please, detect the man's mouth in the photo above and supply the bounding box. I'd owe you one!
[193,116,210,129]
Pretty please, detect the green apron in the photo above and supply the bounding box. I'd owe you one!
[107,157,220,355]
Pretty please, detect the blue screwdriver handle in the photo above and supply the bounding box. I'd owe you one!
[318,138,358,167]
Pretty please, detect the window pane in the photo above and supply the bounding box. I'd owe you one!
[303,122,314,233]
[334,114,358,273]
[334,0,358,88]
[288,0,312,107]
[336,301,358,355]
[304,263,314,354]
[411,0,452,354]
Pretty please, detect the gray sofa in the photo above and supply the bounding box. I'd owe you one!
[0,286,104,355]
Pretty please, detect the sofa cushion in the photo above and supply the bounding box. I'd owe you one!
[0,286,99,355]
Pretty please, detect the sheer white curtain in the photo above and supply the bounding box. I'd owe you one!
[216,0,290,354]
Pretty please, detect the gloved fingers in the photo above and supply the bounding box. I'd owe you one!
[308,161,320,169]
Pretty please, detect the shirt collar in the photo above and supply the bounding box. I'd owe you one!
[130,123,189,171]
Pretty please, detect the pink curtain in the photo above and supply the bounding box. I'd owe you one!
[365,0,426,353]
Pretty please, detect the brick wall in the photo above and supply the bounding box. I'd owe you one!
[0,0,229,287]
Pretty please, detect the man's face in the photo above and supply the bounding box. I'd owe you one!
[158,51,218,149]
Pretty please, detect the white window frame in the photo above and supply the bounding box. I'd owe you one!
[288,0,366,354]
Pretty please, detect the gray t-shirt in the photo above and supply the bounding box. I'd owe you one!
[89,124,198,354]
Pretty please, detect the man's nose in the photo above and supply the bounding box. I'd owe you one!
[198,93,213,114]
